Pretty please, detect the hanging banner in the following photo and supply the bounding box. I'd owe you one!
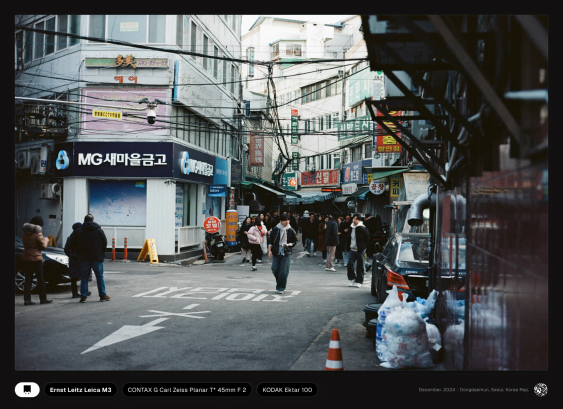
[226,210,238,246]
[301,170,340,187]
[291,109,299,144]
[292,152,299,171]
[249,133,264,167]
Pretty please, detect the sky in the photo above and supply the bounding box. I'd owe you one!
[241,15,354,35]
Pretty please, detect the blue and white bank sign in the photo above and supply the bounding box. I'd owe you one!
[56,150,70,170]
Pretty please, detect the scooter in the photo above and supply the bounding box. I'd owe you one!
[205,231,225,261]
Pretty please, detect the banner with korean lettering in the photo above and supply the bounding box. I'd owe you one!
[249,133,264,167]
[300,170,340,187]
[375,109,402,151]
[292,152,299,171]
[390,174,401,197]
[291,109,299,144]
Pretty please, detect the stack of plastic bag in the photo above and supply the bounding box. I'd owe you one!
[413,290,438,320]
[375,285,402,362]
[380,295,434,369]
[425,318,442,362]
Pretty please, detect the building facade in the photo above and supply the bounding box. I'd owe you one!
[15,15,243,261]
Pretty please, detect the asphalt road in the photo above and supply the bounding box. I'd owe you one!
[15,241,443,372]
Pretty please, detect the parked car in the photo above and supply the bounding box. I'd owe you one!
[372,233,432,302]
[14,236,71,293]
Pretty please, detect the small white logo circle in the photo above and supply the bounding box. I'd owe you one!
[534,383,548,397]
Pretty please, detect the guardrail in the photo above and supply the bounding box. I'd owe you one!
[176,226,204,253]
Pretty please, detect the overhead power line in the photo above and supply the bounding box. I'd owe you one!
[14,24,369,66]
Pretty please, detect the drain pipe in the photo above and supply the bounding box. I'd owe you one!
[408,184,436,226]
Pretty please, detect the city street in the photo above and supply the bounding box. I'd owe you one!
[15,241,443,371]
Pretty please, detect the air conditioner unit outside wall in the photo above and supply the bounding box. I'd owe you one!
[41,183,61,199]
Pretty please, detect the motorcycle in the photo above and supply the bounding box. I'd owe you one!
[373,222,390,254]
[205,231,226,261]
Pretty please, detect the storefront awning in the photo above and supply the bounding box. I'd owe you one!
[365,168,410,179]
[334,187,370,202]
[240,181,286,198]
[284,190,342,205]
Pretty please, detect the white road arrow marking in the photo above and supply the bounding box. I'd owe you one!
[81,318,168,355]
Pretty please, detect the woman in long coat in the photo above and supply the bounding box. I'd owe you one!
[239,217,252,264]
[317,214,327,262]
[21,216,52,305]
[64,222,92,298]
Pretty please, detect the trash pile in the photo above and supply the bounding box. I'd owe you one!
[376,286,441,369]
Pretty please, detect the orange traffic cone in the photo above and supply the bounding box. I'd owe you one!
[325,329,343,370]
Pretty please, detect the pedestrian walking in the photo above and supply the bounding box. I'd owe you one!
[298,211,309,248]
[304,212,319,256]
[239,217,252,264]
[264,214,274,231]
[63,222,91,298]
[268,213,298,294]
[288,211,299,239]
[339,214,352,264]
[318,214,327,262]
[335,215,344,264]
[69,214,110,302]
[259,216,268,262]
[247,218,264,271]
[346,213,371,288]
[325,215,339,272]
[20,216,52,305]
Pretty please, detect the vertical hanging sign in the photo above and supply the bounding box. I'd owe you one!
[390,174,401,197]
[249,133,264,167]
[292,152,299,171]
[291,109,299,144]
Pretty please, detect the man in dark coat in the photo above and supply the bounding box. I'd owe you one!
[324,216,339,271]
[287,211,299,238]
[303,212,320,256]
[64,222,91,298]
[298,211,309,247]
[339,214,352,264]
[70,214,110,302]
[346,213,371,287]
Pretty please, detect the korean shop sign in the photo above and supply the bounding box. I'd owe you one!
[301,170,339,187]
[342,159,371,184]
[337,115,373,141]
[369,180,385,195]
[375,135,402,153]
[390,174,401,197]
[53,142,217,184]
[291,109,299,144]
[249,134,264,167]
[292,152,299,171]
[374,109,402,148]
[348,69,373,107]
[282,172,298,191]
[85,56,169,68]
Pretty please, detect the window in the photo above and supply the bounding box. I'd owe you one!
[45,17,55,56]
[352,146,362,162]
[286,43,302,57]
[333,153,340,169]
[223,60,227,86]
[320,155,324,170]
[24,29,33,63]
[232,15,236,31]
[364,143,371,159]
[149,15,165,43]
[218,52,223,84]
[231,64,236,94]
[319,116,323,131]
[202,34,208,70]
[326,115,331,129]
[68,15,81,46]
[213,46,219,79]
[176,15,183,47]
[272,43,279,58]
[190,21,197,59]
[57,15,68,51]
[333,112,339,126]
[343,149,349,164]
[89,15,104,39]
[34,21,44,60]
[107,15,147,42]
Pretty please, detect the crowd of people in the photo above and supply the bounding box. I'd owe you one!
[237,210,384,292]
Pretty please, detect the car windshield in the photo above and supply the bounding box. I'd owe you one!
[398,236,430,265]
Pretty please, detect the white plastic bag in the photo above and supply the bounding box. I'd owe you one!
[425,318,441,352]
[380,295,434,369]
[375,285,402,362]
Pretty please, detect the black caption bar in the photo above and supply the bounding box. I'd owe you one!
[123,383,251,398]
[45,383,117,397]
[257,383,317,398]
